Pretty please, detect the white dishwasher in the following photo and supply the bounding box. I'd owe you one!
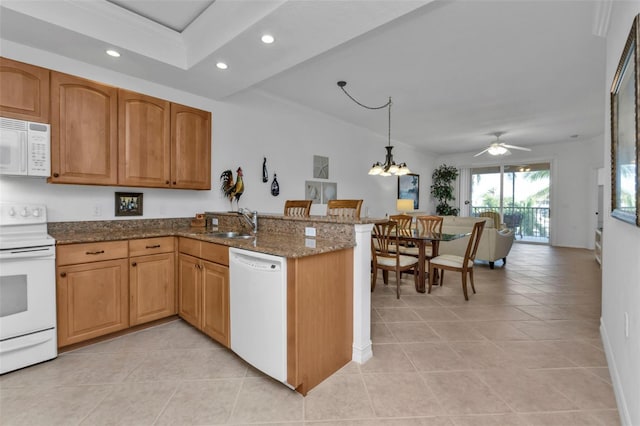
[229,247,289,385]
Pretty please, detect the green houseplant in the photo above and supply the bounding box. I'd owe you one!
[431,164,459,216]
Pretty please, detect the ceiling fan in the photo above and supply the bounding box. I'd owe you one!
[474,132,532,157]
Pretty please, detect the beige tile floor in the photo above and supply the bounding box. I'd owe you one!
[0,244,621,425]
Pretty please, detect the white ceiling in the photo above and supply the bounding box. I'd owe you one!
[0,0,608,156]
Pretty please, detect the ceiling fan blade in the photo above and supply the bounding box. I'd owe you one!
[474,148,490,157]
[502,144,531,151]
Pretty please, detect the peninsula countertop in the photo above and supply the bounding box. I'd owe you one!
[48,225,356,259]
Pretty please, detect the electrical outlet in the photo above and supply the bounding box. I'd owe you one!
[305,227,316,237]
[93,205,102,217]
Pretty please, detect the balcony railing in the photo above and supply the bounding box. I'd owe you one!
[471,206,550,242]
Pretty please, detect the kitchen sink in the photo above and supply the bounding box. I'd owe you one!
[209,231,254,239]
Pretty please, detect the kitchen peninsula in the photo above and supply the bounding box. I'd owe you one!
[48,212,376,395]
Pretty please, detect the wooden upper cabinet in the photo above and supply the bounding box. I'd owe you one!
[171,103,211,189]
[50,72,118,185]
[0,57,50,123]
[118,90,171,187]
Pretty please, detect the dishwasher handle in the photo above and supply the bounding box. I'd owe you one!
[231,252,282,272]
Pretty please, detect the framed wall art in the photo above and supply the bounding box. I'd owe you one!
[610,14,639,226]
[398,173,420,210]
[115,192,143,217]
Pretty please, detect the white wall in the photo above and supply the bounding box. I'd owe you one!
[0,41,437,222]
[601,4,640,426]
[435,136,603,249]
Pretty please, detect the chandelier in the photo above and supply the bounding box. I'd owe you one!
[337,81,411,176]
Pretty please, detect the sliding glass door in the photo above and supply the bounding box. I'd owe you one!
[470,163,550,243]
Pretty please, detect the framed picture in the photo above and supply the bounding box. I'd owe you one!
[115,192,143,216]
[321,182,337,204]
[610,14,639,227]
[305,181,322,204]
[398,173,419,210]
[313,155,329,179]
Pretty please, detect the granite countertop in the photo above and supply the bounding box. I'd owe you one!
[49,226,355,258]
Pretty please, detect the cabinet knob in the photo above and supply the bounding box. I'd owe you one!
[60,272,67,277]
[172,181,177,185]
[53,173,59,178]
[131,262,137,267]
[166,180,170,185]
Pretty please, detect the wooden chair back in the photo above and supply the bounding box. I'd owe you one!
[389,214,412,232]
[416,215,443,235]
[326,199,363,219]
[284,200,312,217]
[466,220,486,264]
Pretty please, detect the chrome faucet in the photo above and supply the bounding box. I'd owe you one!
[238,208,258,233]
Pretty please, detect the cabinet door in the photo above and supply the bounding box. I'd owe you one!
[118,90,171,187]
[50,71,118,185]
[0,57,50,123]
[201,260,229,347]
[56,259,129,347]
[178,254,201,328]
[171,103,211,189]
[130,253,176,326]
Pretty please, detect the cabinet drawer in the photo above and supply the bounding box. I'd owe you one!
[57,241,128,266]
[179,237,201,258]
[178,238,228,266]
[129,236,175,256]
[201,241,228,266]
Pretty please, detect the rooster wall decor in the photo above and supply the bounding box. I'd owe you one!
[220,167,244,211]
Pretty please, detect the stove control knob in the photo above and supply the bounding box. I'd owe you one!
[8,208,16,217]
[20,208,29,217]
[33,208,41,217]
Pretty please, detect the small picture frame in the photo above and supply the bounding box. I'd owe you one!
[115,192,143,216]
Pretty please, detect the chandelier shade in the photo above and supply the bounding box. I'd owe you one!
[337,81,410,177]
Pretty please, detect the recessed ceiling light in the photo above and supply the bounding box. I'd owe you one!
[106,49,121,58]
[216,62,228,70]
[261,34,275,44]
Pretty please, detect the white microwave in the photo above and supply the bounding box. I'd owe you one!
[0,117,50,177]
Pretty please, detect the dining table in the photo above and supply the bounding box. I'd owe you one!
[395,228,469,293]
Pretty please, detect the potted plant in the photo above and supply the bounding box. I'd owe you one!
[431,164,459,216]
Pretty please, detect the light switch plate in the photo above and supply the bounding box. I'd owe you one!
[305,227,316,237]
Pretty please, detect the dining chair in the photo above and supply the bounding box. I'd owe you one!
[326,199,363,219]
[428,220,485,300]
[371,220,419,299]
[283,200,312,217]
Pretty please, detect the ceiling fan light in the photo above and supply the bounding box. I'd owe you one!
[488,145,508,156]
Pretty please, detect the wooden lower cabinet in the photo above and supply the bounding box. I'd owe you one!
[130,252,175,325]
[56,258,129,347]
[201,260,229,346]
[177,239,229,347]
[177,253,201,328]
[287,248,353,395]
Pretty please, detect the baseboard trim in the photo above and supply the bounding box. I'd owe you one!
[352,341,373,364]
[601,317,632,425]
